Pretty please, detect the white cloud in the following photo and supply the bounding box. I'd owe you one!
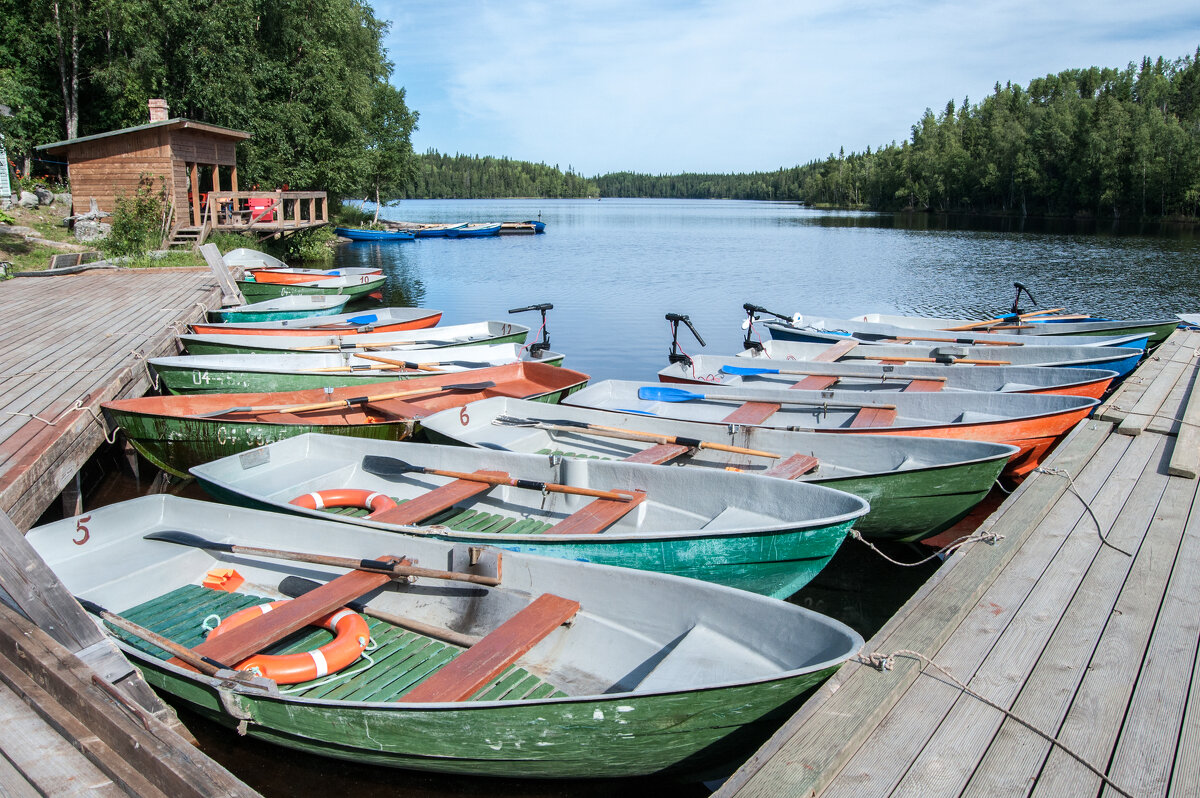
[383,1,1200,174]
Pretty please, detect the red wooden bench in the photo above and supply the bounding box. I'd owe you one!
[400,593,580,702]
[760,453,820,479]
[541,490,647,535]
[368,471,504,525]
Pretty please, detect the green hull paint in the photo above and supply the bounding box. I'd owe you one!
[107,382,584,479]
[236,279,382,301]
[183,330,528,356]
[1030,320,1177,347]
[200,478,851,598]
[156,355,566,395]
[207,307,346,323]
[133,654,834,779]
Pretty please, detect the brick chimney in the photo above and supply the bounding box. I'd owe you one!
[148,99,170,122]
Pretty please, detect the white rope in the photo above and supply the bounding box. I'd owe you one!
[4,399,119,444]
[854,649,1136,798]
[128,349,161,391]
[848,528,1004,567]
[1032,466,1132,556]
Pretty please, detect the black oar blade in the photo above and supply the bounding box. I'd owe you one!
[361,455,424,479]
[144,529,235,553]
[440,381,495,392]
[493,415,589,430]
[75,596,106,617]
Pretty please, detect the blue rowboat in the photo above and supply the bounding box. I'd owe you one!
[334,227,416,242]
[444,223,502,238]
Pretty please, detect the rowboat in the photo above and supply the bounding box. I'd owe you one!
[237,273,387,302]
[498,221,546,234]
[189,307,443,336]
[564,380,1099,478]
[27,495,862,778]
[222,247,288,271]
[659,355,1119,399]
[190,433,870,597]
[180,320,530,356]
[334,227,416,242]
[1178,314,1200,327]
[102,363,589,478]
[420,397,1017,541]
[150,344,565,395]
[763,316,1149,350]
[740,338,1144,378]
[207,295,351,323]
[247,266,383,285]
[850,312,1179,347]
[444,223,502,238]
[410,223,468,237]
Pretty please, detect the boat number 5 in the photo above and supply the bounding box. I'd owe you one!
[73,515,91,545]
[459,407,470,426]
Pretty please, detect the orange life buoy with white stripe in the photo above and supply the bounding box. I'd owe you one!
[207,600,371,684]
[289,488,398,519]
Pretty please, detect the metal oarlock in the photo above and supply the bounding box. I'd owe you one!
[666,312,705,366]
[509,303,553,355]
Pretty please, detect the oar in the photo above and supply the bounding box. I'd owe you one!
[637,386,897,411]
[190,380,495,418]
[278,576,480,648]
[294,339,460,351]
[76,596,231,676]
[721,364,948,383]
[354,353,461,371]
[889,335,1023,346]
[361,455,637,502]
[311,313,378,327]
[942,307,1066,331]
[848,355,1011,365]
[143,530,501,586]
[492,415,782,459]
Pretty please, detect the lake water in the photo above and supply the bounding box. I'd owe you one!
[335,198,1200,383]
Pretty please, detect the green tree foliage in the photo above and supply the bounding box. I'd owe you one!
[404,151,599,199]
[0,0,416,201]
[594,50,1200,220]
[103,174,168,258]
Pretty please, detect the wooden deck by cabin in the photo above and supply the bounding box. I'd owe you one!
[0,268,223,530]
[719,328,1200,797]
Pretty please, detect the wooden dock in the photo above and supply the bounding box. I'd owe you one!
[0,268,222,530]
[719,329,1200,798]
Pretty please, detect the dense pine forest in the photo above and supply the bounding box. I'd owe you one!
[403,152,598,199]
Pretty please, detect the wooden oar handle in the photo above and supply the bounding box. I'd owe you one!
[230,544,501,586]
[355,353,442,371]
[871,356,1011,366]
[279,385,444,414]
[892,335,1022,346]
[85,604,227,675]
[535,420,781,459]
[708,394,898,411]
[421,466,636,502]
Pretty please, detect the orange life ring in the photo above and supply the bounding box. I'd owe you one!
[289,488,398,519]
[207,601,371,684]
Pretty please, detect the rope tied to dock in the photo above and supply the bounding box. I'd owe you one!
[128,348,161,391]
[853,648,1137,798]
[1032,466,1133,557]
[848,528,1004,567]
[4,399,119,444]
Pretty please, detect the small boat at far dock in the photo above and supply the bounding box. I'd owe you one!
[444,223,502,238]
[27,495,863,779]
[334,227,416,242]
[499,220,546,234]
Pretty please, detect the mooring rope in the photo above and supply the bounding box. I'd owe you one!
[1032,466,1132,557]
[854,649,1136,798]
[848,528,1004,567]
[4,399,119,443]
[128,349,161,391]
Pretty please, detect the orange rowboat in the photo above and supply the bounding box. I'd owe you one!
[190,307,443,336]
[248,267,383,285]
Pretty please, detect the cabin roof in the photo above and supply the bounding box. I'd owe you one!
[36,118,252,154]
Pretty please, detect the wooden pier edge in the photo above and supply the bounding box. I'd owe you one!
[715,416,1110,797]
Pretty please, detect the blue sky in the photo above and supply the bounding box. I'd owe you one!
[375,1,1200,176]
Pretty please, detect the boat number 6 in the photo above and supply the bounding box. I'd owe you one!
[459,407,470,426]
[73,515,92,545]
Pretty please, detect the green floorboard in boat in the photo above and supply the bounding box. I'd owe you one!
[111,584,567,701]
[321,497,557,535]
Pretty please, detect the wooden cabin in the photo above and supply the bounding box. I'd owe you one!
[37,100,327,248]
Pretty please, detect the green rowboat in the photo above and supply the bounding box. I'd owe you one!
[28,495,862,778]
[179,320,530,356]
[236,273,386,301]
[103,363,589,478]
[190,434,870,598]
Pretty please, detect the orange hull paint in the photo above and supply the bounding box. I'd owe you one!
[250,269,382,285]
[189,312,442,336]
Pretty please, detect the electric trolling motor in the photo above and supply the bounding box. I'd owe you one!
[666,312,705,366]
[741,302,792,351]
[508,303,553,356]
[1011,282,1036,316]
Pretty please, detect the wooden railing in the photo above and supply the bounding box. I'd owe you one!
[203,191,329,232]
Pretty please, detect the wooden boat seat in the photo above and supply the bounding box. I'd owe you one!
[849,406,898,428]
[720,401,781,425]
[540,490,647,535]
[760,453,820,479]
[813,339,860,361]
[368,472,504,525]
[179,563,400,670]
[721,340,862,425]
[400,593,580,702]
[901,379,945,392]
[116,585,570,701]
[790,375,839,390]
[621,443,691,464]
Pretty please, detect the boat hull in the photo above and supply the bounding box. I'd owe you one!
[104,364,589,477]
[248,267,383,285]
[236,277,385,302]
[334,227,416,241]
[765,319,1149,350]
[208,296,351,323]
[190,309,442,336]
[180,322,529,356]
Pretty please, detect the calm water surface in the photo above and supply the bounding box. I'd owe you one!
[81,201,1200,796]
[335,198,1200,382]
